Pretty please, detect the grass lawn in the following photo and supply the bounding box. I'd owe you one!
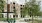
[0,18,17,21]
[0,18,7,21]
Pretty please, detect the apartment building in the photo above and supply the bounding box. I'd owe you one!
[0,0,29,18]
[3,0,25,18]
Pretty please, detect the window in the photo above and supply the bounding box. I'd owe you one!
[14,7,15,8]
[20,5,22,6]
[13,15,15,18]
[13,7,16,13]
[30,15,31,17]
[13,15,18,18]
[20,8,22,10]
[13,2,15,4]
[21,15,24,18]
[20,8,23,11]
[23,5,24,7]
[21,15,22,18]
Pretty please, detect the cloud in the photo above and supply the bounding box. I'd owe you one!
[16,0,25,4]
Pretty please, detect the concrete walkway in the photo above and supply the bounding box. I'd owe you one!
[0,21,8,23]
[0,21,27,23]
[0,19,28,23]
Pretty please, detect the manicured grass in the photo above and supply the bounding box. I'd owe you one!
[0,18,7,21]
[0,18,16,21]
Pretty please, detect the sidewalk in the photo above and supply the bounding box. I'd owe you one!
[0,21,8,23]
[0,21,27,23]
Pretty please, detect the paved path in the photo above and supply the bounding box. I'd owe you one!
[16,20,27,23]
[0,21,8,23]
[0,21,27,23]
[0,20,28,23]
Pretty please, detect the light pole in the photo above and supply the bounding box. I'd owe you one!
[7,0,10,23]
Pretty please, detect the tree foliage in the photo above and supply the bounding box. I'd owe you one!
[0,0,5,12]
[22,0,40,17]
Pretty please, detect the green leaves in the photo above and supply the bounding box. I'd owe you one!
[0,0,5,12]
[22,0,40,16]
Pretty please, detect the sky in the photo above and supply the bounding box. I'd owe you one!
[9,0,29,4]
[9,0,42,11]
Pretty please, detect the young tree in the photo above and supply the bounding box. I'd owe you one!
[0,0,5,18]
[23,0,40,17]
[22,0,40,18]
[23,0,40,23]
